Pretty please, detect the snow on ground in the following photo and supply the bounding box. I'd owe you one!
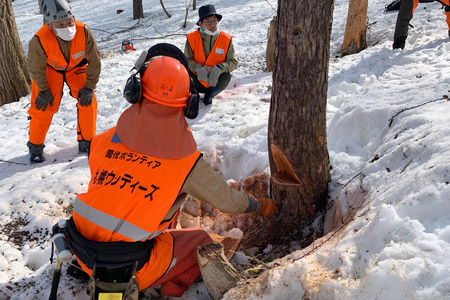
[1,0,450,299]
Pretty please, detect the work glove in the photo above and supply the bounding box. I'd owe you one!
[207,65,222,87]
[257,197,278,217]
[78,87,93,107]
[196,66,209,82]
[35,90,53,111]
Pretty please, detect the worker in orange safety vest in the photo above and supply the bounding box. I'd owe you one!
[27,0,101,163]
[185,4,238,106]
[393,0,450,49]
[67,43,277,298]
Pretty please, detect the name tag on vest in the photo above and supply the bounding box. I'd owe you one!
[215,48,224,55]
[73,51,86,59]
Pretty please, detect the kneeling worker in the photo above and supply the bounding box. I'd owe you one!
[185,4,238,105]
[67,44,276,298]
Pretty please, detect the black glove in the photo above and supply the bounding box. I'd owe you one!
[35,90,53,111]
[77,87,93,107]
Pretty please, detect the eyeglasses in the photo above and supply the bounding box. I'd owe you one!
[202,18,218,26]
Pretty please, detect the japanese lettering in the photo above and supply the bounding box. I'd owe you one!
[92,168,160,200]
[103,148,161,168]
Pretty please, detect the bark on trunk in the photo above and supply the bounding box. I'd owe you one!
[243,0,333,249]
[341,0,368,56]
[133,0,144,20]
[0,0,31,106]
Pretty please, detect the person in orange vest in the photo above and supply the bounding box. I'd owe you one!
[27,0,101,163]
[393,0,450,49]
[66,44,276,298]
[184,4,238,105]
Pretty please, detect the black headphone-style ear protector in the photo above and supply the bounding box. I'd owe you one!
[123,43,200,119]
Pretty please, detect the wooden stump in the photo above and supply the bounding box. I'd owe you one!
[197,242,244,300]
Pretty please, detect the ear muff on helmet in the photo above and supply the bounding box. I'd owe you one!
[185,79,200,119]
[123,43,200,119]
[123,74,142,104]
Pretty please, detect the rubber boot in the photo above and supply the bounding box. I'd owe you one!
[203,87,222,105]
[27,141,45,163]
[78,140,91,153]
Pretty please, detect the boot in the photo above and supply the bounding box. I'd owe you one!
[392,36,406,50]
[27,141,45,163]
[78,140,91,153]
[203,87,222,105]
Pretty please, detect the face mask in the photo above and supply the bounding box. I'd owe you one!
[202,27,220,36]
[55,25,76,41]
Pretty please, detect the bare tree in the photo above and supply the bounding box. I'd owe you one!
[133,0,143,20]
[0,0,31,106]
[341,0,368,56]
[243,0,333,248]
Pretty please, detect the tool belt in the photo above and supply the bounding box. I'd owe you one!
[63,217,153,271]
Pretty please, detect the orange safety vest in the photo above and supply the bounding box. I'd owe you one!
[73,127,201,243]
[35,20,87,73]
[187,30,231,88]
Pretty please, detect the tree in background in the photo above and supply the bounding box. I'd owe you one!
[0,0,31,106]
[244,0,333,248]
[133,0,143,20]
[341,0,368,56]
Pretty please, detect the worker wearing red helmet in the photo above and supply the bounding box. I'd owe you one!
[68,48,277,297]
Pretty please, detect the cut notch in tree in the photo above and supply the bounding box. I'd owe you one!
[270,143,303,186]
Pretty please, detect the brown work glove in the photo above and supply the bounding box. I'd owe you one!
[257,197,278,217]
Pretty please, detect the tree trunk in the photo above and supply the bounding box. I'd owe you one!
[341,0,368,56]
[0,0,31,106]
[243,0,332,248]
[133,0,144,20]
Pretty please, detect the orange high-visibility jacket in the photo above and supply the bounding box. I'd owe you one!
[73,127,201,243]
[28,20,97,145]
[187,30,231,88]
[35,20,87,73]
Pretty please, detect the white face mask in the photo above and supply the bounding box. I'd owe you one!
[55,25,77,41]
[203,27,220,36]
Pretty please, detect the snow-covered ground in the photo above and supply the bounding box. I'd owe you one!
[1,0,450,299]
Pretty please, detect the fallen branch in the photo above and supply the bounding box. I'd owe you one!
[160,0,171,18]
[388,96,447,127]
[0,159,27,166]
[197,242,244,300]
[400,159,412,174]
[90,19,141,38]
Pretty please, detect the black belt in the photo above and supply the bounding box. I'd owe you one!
[64,217,153,271]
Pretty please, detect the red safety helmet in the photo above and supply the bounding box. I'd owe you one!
[141,56,190,107]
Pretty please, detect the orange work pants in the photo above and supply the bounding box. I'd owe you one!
[27,66,97,145]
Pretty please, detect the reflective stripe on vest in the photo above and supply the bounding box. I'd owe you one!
[35,20,87,72]
[74,127,201,243]
[74,197,164,241]
[187,30,231,88]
